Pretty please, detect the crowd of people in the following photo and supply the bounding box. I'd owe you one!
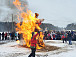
[43,30,76,45]
[0,32,21,41]
[0,30,76,45]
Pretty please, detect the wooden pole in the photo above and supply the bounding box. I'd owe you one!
[12,14,13,32]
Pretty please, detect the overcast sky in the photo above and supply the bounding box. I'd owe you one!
[27,0,76,27]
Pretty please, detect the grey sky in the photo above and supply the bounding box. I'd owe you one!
[27,0,76,27]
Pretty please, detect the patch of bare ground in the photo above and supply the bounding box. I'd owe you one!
[45,41,56,43]
[10,44,60,52]
[0,42,5,45]
[36,45,60,52]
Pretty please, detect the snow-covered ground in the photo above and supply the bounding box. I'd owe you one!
[0,40,76,57]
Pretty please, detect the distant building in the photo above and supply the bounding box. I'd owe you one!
[0,22,15,32]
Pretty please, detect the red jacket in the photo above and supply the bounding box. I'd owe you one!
[62,35,65,39]
[38,22,41,26]
[48,33,50,36]
[31,33,38,48]
[53,35,55,38]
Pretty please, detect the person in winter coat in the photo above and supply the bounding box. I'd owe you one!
[0,33,1,40]
[18,33,21,40]
[2,32,4,40]
[52,32,56,40]
[11,32,15,40]
[61,35,65,43]
[44,31,47,40]
[47,31,51,40]
[50,32,53,40]
[74,32,76,41]
[5,32,7,40]
[15,33,17,40]
[68,31,72,45]
[57,31,61,40]
[64,32,68,43]
[28,31,40,57]
[7,33,10,40]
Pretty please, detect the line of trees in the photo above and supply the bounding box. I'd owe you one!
[40,23,61,30]
[65,23,76,30]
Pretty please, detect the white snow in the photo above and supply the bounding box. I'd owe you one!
[0,40,76,57]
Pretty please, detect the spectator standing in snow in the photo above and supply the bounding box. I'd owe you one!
[18,33,21,40]
[2,32,4,40]
[56,31,61,40]
[15,32,17,40]
[64,32,68,43]
[74,32,76,41]
[44,31,47,40]
[47,31,51,40]
[52,32,56,40]
[68,31,72,45]
[50,31,53,40]
[71,30,74,40]
[7,33,10,40]
[61,34,65,43]
[5,32,7,40]
[11,32,15,40]
[0,33,1,41]
[55,32,57,40]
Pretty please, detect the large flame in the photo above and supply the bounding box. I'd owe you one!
[13,0,45,49]
[16,40,20,44]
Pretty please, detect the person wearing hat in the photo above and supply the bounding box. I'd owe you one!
[28,31,40,57]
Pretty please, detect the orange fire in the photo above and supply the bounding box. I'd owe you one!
[13,0,45,49]
[16,40,20,44]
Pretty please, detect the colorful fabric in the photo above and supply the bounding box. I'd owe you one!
[31,33,38,48]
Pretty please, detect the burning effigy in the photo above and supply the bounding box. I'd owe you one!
[13,0,45,49]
